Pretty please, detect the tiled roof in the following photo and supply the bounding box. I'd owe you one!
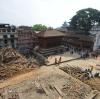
[65,31,94,42]
[37,29,66,37]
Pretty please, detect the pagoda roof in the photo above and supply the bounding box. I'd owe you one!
[37,29,66,38]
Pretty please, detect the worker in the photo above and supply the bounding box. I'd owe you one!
[58,57,62,65]
[55,58,57,65]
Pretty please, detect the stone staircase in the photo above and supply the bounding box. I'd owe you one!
[39,45,65,56]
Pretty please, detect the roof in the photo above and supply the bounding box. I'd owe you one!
[65,31,94,42]
[37,29,66,38]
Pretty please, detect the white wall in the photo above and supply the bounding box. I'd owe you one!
[93,33,100,51]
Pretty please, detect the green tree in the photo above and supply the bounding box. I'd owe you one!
[70,8,100,33]
[32,24,47,31]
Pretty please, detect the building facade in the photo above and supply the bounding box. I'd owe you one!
[93,33,100,51]
[0,24,17,48]
[36,29,66,56]
[63,31,94,50]
[89,25,100,51]
[17,26,38,53]
[37,29,65,49]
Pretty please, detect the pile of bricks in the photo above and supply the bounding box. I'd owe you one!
[0,48,34,80]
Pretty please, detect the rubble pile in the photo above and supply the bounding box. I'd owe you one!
[60,66,91,81]
[0,66,94,99]
[0,48,35,80]
[0,47,28,64]
[60,66,100,91]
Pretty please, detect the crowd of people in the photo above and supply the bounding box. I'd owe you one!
[64,44,99,59]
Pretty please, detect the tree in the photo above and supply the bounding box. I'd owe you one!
[70,8,100,33]
[32,24,47,31]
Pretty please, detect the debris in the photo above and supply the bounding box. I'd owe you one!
[41,83,49,96]
[53,84,64,97]
[60,66,91,81]
[60,66,100,91]
[0,47,36,80]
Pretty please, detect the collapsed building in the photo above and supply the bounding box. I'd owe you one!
[0,66,99,99]
[0,47,36,80]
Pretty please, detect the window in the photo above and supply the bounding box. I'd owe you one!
[11,39,14,43]
[10,35,14,38]
[3,35,7,38]
[98,46,100,49]
[4,39,7,44]
[7,29,10,32]
[12,29,15,32]
[2,29,6,32]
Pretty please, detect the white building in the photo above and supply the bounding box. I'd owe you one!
[90,25,100,51]
[93,33,100,51]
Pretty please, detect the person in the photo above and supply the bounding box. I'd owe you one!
[90,66,94,78]
[58,57,62,65]
[55,58,57,65]
[95,53,98,59]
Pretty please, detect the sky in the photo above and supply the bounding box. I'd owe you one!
[0,0,100,28]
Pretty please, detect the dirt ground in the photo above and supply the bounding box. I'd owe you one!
[0,49,99,99]
[46,52,80,65]
[84,78,100,91]
[46,52,100,73]
[0,66,97,99]
[50,54,100,93]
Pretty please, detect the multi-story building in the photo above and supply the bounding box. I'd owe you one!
[63,31,94,50]
[17,26,38,53]
[0,24,17,48]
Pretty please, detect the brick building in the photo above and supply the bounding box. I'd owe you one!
[37,29,65,49]
[63,31,94,50]
[37,29,66,55]
[17,26,38,53]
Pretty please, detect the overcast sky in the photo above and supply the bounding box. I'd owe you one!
[0,0,100,28]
